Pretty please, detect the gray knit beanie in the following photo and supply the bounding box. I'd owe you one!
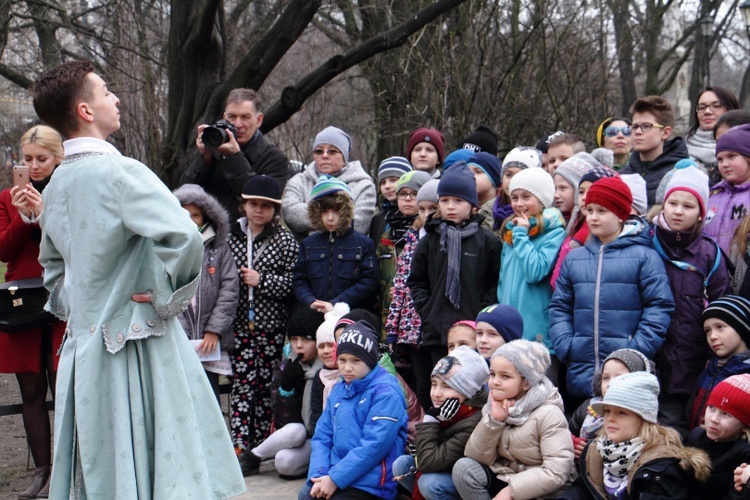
[431,346,490,400]
[416,179,440,204]
[603,348,654,375]
[313,126,351,164]
[591,371,660,424]
[491,339,550,386]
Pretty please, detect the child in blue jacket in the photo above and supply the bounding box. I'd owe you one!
[549,177,674,402]
[293,175,379,313]
[300,320,408,500]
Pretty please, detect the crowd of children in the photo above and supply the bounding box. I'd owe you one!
[161,91,750,499]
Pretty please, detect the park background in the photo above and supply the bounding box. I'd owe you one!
[0,0,749,188]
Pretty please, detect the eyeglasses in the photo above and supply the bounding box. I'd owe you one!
[313,148,342,156]
[604,125,632,137]
[397,192,416,200]
[696,101,724,114]
[631,123,665,133]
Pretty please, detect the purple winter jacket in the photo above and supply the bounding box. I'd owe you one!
[704,179,750,256]
[653,226,731,394]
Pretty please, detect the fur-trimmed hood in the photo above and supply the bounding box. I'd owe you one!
[307,191,354,236]
[173,183,230,246]
[583,436,712,498]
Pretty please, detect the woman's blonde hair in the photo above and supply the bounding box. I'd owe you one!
[20,125,64,162]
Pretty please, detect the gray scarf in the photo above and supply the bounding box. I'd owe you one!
[439,220,479,308]
[686,129,717,169]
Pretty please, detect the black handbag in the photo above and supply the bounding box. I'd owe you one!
[0,278,55,333]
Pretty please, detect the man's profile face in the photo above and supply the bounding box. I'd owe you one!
[224,100,262,146]
[84,73,121,138]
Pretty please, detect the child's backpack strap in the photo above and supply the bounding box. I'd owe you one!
[652,235,722,306]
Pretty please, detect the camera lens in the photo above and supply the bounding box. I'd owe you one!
[201,126,228,151]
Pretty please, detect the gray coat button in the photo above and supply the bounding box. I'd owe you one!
[116,333,125,343]
[132,323,142,333]
[146,320,155,327]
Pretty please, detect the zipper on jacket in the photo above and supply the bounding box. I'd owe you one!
[593,244,605,370]
[380,459,386,486]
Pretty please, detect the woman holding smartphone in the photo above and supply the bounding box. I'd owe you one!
[0,125,66,499]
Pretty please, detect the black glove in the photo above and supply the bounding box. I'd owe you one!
[426,398,461,422]
[279,354,304,392]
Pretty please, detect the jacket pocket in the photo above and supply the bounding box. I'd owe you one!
[305,246,328,279]
[335,246,364,279]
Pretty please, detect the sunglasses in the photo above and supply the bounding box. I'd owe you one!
[313,148,342,156]
[604,126,632,137]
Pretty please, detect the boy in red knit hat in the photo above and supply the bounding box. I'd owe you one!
[688,374,750,498]
[549,176,674,408]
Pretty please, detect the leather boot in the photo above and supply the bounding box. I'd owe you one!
[18,466,49,499]
[238,449,261,476]
[35,470,51,498]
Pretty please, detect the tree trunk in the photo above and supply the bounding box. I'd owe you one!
[610,0,636,114]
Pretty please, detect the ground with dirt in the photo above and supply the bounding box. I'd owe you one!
[0,373,304,499]
[0,373,44,499]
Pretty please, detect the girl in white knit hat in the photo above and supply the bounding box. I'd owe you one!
[498,168,566,362]
[566,372,710,499]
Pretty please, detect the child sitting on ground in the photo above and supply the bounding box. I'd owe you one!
[446,321,477,353]
[239,308,324,478]
[688,374,750,499]
[564,372,710,499]
[474,304,523,362]
[452,340,575,499]
[393,346,489,500]
[309,303,350,432]
[300,320,408,500]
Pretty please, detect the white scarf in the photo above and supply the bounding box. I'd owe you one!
[597,436,645,496]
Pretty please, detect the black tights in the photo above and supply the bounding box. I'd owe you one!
[16,329,56,468]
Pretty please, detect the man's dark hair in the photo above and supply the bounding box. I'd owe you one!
[630,96,675,128]
[33,60,95,139]
[226,88,262,113]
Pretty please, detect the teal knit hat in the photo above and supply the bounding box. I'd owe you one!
[310,174,351,200]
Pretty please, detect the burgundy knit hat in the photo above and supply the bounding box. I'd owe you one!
[407,128,445,166]
[585,177,633,221]
[706,374,750,427]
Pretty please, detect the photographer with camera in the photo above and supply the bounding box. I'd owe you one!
[181,88,289,215]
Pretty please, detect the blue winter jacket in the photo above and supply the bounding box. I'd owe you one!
[306,363,407,499]
[549,218,674,398]
[293,227,379,309]
[498,207,566,351]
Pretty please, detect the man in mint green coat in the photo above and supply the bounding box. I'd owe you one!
[34,61,246,499]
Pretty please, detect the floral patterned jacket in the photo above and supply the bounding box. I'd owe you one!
[385,228,422,345]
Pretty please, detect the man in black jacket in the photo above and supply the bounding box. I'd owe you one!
[181,88,289,216]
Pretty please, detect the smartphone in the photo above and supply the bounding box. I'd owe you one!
[12,165,30,189]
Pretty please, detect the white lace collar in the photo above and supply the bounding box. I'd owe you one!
[63,137,121,157]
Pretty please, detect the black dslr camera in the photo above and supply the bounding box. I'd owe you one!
[201,119,238,150]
